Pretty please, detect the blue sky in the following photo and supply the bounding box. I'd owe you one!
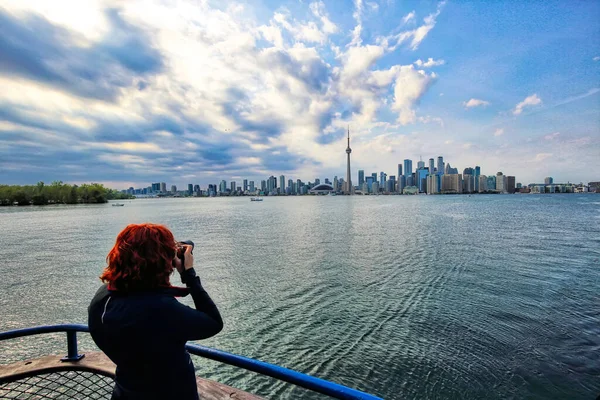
[0,0,598,188]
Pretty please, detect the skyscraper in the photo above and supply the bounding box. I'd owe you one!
[379,172,386,187]
[279,175,285,194]
[429,158,435,175]
[160,182,167,193]
[230,181,236,192]
[249,181,255,192]
[171,185,177,193]
[507,176,516,193]
[474,166,481,191]
[397,164,402,179]
[496,172,505,192]
[188,184,193,195]
[403,159,413,178]
[545,177,553,185]
[344,127,353,194]
[417,159,425,170]
[243,179,248,192]
[358,170,365,186]
[437,156,444,175]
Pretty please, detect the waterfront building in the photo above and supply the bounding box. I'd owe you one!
[287,179,293,194]
[507,176,516,193]
[152,183,160,192]
[441,174,463,193]
[486,176,496,192]
[358,170,365,186]
[429,158,435,176]
[437,156,444,175]
[315,178,320,185]
[403,159,413,179]
[344,127,353,195]
[249,181,255,192]
[474,166,481,191]
[496,172,506,193]
[379,172,386,187]
[230,181,236,192]
[416,168,429,192]
[279,175,285,194]
[397,164,402,180]
[417,159,425,170]
[170,185,177,194]
[545,177,553,185]
[366,176,375,193]
[260,180,266,192]
[243,179,248,192]
[445,163,458,175]
[427,174,439,194]
[398,175,406,193]
[516,182,522,189]
[296,179,302,194]
[188,184,193,195]
[333,176,339,191]
[193,184,200,193]
[219,180,227,193]
[309,183,334,194]
[160,182,167,193]
[372,182,379,194]
[463,174,474,193]
[479,175,487,193]
[361,182,368,194]
[388,176,396,193]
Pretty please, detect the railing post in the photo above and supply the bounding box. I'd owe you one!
[61,330,85,362]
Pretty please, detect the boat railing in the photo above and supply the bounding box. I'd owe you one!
[0,324,382,400]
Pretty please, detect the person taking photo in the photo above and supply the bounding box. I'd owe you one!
[88,223,223,400]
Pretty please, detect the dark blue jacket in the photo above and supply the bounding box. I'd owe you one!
[88,268,223,400]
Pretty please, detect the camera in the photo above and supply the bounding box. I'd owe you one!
[176,240,194,262]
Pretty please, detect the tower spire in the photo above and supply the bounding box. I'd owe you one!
[345,125,353,195]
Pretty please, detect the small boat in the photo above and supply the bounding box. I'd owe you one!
[112,203,125,206]
[250,197,263,202]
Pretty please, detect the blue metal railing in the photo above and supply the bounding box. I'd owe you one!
[0,324,382,400]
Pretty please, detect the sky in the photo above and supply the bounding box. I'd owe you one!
[0,0,599,188]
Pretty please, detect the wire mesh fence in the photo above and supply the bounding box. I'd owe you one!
[0,370,114,399]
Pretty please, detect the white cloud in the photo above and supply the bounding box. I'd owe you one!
[463,98,491,108]
[534,153,553,162]
[392,66,437,125]
[494,128,504,136]
[513,94,542,115]
[414,58,445,68]
[366,1,379,11]
[349,0,364,47]
[309,1,339,35]
[544,132,560,140]
[402,10,415,24]
[593,56,600,61]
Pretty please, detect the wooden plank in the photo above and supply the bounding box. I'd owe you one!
[0,352,263,399]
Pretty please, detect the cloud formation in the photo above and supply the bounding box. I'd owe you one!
[414,58,445,68]
[463,98,490,109]
[513,94,542,115]
[0,0,598,186]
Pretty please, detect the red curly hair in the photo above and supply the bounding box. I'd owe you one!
[100,223,177,291]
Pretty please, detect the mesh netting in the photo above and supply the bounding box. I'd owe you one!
[0,371,114,399]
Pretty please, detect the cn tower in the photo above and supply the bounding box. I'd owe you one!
[345,126,353,195]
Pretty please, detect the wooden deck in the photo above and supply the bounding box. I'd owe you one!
[0,352,263,399]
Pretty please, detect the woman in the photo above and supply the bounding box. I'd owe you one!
[88,223,223,400]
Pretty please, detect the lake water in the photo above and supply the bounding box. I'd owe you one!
[1,195,599,399]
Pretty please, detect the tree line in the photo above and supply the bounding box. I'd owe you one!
[0,181,133,206]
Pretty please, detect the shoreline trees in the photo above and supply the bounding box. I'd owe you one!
[0,181,133,206]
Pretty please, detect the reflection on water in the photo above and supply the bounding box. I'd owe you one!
[1,195,599,399]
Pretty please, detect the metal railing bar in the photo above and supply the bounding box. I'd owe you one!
[0,325,383,400]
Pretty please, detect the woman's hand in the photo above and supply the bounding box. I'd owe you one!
[174,245,194,273]
[182,244,194,270]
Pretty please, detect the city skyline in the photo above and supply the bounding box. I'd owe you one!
[0,1,598,188]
